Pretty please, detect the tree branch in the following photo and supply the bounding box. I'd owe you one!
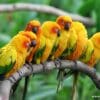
[0,3,95,27]
[0,60,100,100]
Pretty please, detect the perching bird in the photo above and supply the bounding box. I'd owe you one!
[22,20,41,100]
[33,21,61,64]
[87,32,100,66]
[25,20,41,63]
[79,39,94,64]
[51,16,73,59]
[0,31,37,79]
[65,21,88,100]
[66,21,88,60]
[51,16,77,92]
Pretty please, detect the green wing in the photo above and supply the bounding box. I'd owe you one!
[0,45,17,75]
[61,41,77,57]
[51,38,59,55]
[33,36,46,63]
[79,40,94,63]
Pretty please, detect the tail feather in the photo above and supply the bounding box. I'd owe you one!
[72,72,79,100]
[56,69,64,92]
[22,76,30,100]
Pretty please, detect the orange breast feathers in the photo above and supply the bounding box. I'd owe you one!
[25,20,42,63]
[66,22,88,60]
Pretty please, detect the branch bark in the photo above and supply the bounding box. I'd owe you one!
[0,3,95,27]
[0,60,100,100]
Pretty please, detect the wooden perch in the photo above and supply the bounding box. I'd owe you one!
[0,60,100,100]
[0,3,95,27]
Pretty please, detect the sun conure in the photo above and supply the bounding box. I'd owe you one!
[65,21,88,100]
[86,32,100,66]
[79,39,94,64]
[50,16,77,92]
[25,20,41,63]
[51,16,73,59]
[33,21,61,64]
[0,31,37,79]
[22,20,42,100]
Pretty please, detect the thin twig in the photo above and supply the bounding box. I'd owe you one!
[0,3,95,27]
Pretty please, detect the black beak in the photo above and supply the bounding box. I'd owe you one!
[64,22,71,30]
[57,30,61,37]
[30,40,37,47]
[32,27,38,34]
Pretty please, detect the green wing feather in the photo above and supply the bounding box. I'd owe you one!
[0,45,17,75]
[33,36,46,64]
[79,40,94,63]
[61,41,77,57]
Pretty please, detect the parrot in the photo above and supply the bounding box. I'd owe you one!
[0,31,37,79]
[79,39,94,64]
[22,20,42,100]
[86,32,100,66]
[65,21,88,100]
[25,20,41,63]
[33,21,61,64]
[51,15,73,59]
[50,16,77,92]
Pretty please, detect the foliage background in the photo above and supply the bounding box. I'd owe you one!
[0,0,100,100]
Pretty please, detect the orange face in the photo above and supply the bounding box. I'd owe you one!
[56,16,72,31]
[51,25,61,37]
[19,31,37,49]
[25,20,41,36]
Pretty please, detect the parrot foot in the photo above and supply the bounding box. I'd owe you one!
[25,62,33,74]
[54,58,62,68]
[63,60,78,78]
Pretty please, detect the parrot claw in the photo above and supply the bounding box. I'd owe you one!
[56,69,64,93]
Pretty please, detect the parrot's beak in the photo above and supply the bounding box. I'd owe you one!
[30,40,37,47]
[57,30,61,37]
[32,27,38,34]
[64,22,71,30]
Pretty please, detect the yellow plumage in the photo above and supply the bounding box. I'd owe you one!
[79,39,94,63]
[66,21,88,60]
[25,20,41,63]
[87,32,100,66]
[0,31,37,78]
[33,21,61,64]
[51,16,73,59]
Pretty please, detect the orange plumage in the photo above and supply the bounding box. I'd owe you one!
[25,20,42,63]
[66,21,88,60]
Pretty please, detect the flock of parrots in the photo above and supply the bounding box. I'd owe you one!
[0,15,100,96]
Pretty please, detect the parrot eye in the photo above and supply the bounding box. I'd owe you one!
[52,27,61,37]
[32,26,39,34]
[64,22,71,30]
[30,40,37,47]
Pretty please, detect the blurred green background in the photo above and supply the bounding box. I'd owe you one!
[0,0,100,100]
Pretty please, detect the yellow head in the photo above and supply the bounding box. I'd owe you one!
[91,32,100,59]
[56,16,72,31]
[72,21,88,37]
[41,21,61,39]
[25,20,41,37]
